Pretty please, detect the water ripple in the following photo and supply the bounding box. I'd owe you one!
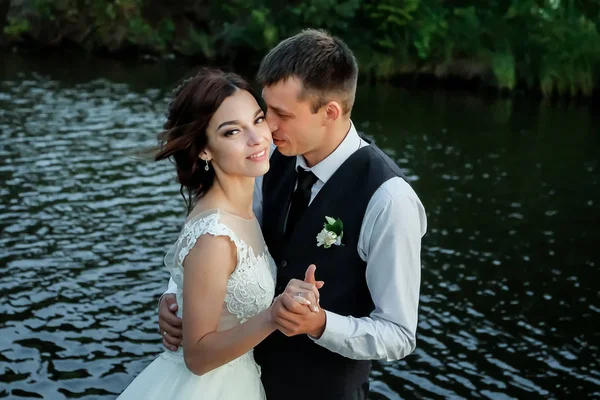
[1,58,599,399]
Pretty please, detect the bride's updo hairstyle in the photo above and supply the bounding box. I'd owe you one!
[154,68,255,212]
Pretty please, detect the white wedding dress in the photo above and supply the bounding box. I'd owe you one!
[118,209,277,399]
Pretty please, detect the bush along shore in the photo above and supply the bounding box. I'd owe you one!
[2,0,600,98]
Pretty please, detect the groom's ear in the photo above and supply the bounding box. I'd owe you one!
[323,101,342,122]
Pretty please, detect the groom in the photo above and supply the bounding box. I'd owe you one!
[158,29,427,399]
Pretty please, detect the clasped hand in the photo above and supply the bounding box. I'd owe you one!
[158,264,326,352]
[270,264,327,338]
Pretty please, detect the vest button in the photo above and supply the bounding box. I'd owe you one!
[280,260,288,268]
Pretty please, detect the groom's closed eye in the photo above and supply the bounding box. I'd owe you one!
[268,107,292,119]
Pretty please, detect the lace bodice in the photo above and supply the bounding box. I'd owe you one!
[163,210,277,370]
[117,209,272,399]
[165,209,277,322]
[162,210,276,365]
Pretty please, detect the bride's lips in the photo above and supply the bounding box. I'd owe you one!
[247,148,268,162]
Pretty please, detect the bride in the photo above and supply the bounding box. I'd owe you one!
[117,68,317,399]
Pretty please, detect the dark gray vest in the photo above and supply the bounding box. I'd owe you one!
[254,143,407,399]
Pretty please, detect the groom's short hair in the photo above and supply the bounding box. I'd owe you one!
[257,29,358,115]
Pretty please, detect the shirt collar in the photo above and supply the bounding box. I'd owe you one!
[295,120,361,184]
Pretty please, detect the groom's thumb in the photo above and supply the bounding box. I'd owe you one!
[304,264,317,284]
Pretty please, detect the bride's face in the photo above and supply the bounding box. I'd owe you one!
[201,90,271,178]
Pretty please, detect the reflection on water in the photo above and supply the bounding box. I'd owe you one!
[1,53,598,399]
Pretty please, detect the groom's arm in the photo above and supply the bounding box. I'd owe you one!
[311,177,427,361]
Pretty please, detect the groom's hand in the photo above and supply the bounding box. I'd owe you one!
[272,294,327,338]
[158,294,183,351]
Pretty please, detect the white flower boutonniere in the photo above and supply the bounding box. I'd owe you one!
[316,216,344,249]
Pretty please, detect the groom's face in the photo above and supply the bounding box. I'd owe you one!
[262,77,326,158]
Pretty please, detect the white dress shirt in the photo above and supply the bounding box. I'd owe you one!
[164,121,427,361]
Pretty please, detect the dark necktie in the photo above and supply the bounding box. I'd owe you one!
[285,167,318,239]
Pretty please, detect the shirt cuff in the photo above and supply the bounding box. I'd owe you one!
[309,310,351,352]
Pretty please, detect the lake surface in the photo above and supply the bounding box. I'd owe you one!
[1,52,598,399]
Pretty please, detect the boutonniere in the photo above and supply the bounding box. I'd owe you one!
[316,216,344,249]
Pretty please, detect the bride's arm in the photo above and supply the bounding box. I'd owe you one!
[182,233,276,376]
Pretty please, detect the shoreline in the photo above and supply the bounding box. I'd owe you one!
[2,44,599,105]
[2,1,599,102]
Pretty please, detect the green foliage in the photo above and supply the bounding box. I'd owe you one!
[491,50,516,91]
[533,11,599,96]
[287,0,360,32]
[177,26,215,59]
[3,17,31,38]
[3,0,599,97]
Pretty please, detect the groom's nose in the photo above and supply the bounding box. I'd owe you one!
[266,113,278,132]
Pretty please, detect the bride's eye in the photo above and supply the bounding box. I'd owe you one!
[255,116,265,124]
[224,129,240,137]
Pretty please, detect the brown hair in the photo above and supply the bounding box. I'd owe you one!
[256,29,358,114]
[154,68,254,212]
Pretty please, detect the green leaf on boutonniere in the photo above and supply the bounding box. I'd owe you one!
[324,216,343,237]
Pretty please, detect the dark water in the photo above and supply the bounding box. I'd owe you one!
[1,53,598,399]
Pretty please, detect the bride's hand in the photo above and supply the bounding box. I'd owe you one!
[281,264,323,313]
[270,292,314,316]
[291,291,319,312]
[277,280,320,313]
